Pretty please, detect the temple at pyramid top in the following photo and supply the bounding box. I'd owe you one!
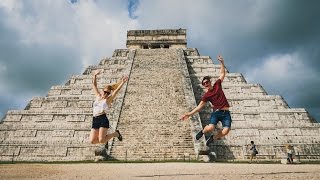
[126,29,187,49]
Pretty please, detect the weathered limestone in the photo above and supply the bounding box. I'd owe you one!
[0,29,319,162]
[110,49,197,161]
[126,29,187,49]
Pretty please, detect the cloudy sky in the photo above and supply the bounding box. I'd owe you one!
[0,0,319,122]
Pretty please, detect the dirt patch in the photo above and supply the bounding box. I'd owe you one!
[1,163,320,179]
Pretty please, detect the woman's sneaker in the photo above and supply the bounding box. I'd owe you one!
[116,130,123,141]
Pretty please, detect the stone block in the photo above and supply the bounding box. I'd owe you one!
[0,145,20,156]
[52,130,75,137]
[276,128,302,136]
[14,130,37,137]
[300,128,320,136]
[281,158,288,164]
[232,129,260,136]
[259,129,278,137]
[66,146,95,157]
[231,113,245,121]
[66,114,86,122]
[243,100,259,107]
[77,101,92,108]
[260,113,280,121]
[30,99,43,108]
[19,146,67,157]
[3,114,22,122]
[244,114,260,121]
[20,115,53,122]
[48,89,61,96]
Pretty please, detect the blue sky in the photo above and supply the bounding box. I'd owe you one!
[0,0,319,122]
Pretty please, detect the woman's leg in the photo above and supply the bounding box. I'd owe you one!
[105,131,120,142]
[89,129,99,144]
[98,128,108,144]
[98,128,119,144]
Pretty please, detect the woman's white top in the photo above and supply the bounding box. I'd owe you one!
[93,97,109,116]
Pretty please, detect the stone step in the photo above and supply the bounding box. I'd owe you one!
[110,49,196,159]
[0,145,97,161]
[27,95,122,109]
[66,74,125,86]
[183,48,199,55]
[107,155,197,161]
[5,109,93,115]
[1,110,93,123]
[0,136,91,145]
[186,55,211,59]
[220,136,320,145]
[112,49,131,58]
[28,94,287,110]
[48,85,100,96]
[190,73,246,84]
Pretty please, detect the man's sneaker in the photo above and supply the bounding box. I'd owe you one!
[195,130,204,140]
[116,130,123,141]
[205,135,214,146]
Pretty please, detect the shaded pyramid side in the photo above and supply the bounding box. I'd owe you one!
[184,48,320,160]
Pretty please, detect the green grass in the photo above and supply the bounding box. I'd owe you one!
[1,159,320,164]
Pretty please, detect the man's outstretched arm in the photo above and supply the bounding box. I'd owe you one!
[217,55,226,82]
[181,101,206,120]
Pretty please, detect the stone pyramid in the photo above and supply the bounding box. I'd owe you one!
[0,29,319,162]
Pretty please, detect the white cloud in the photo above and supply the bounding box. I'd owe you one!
[0,0,319,121]
[0,0,139,67]
[0,0,139,118]
[245,53,315,93]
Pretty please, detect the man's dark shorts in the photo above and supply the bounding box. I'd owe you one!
[209,110,232,128]
[92,114,110,129]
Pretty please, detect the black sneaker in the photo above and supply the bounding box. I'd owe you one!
[116,130,123,141]
[195,130,204,140]
[104,142,108,150]
[206,135,214,146]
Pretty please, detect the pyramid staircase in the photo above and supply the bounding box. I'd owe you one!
[110,49,197,161]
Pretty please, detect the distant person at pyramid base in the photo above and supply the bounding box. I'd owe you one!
[90,69,127,156]
[181,55,232,146]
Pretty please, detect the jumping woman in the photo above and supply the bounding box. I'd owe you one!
[90,69,127,155]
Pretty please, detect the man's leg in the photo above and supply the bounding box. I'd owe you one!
[196,112,218,140]
[213,128,231,140]
[213,110,232,140]
[206,111,232,146]
[196,124,215,140]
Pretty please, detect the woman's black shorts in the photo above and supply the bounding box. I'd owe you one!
[92,114,110,129]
